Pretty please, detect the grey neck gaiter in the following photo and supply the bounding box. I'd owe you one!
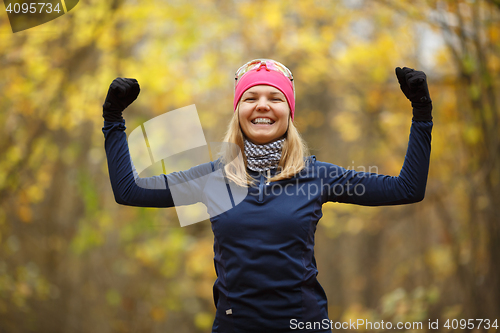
[244,137,285,172]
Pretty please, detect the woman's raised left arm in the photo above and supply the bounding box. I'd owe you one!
[321,67,433,206]
[321,119,432,206]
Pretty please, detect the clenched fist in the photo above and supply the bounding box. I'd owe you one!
[395,67,432,122]
[102,78,140,122]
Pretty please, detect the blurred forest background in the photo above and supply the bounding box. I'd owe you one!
[1,0,499,332]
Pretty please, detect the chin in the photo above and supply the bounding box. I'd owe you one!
[252,135,280,144]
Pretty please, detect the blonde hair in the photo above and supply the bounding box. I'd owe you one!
[216,103,310,187]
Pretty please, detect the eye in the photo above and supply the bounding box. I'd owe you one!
[245,98,255,101]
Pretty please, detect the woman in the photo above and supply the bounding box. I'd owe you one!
[102,59,433,333]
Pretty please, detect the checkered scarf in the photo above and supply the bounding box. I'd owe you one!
[244,137,285,172]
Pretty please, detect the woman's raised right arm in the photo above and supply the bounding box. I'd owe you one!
[101,78,212,208]
[103,120,176,207]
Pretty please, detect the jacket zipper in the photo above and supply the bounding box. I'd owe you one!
[258,173,264,203]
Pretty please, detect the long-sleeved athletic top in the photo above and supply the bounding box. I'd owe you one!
[103,119,433,333]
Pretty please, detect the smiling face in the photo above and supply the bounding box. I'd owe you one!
[238,85,290,145]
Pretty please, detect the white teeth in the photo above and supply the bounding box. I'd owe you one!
[252,118,274,124]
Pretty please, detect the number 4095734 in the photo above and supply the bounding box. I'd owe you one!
[5,2,61,14]
[443,319,498,330]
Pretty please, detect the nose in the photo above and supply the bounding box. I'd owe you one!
[256,96,271,111]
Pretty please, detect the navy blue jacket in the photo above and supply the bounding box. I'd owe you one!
[103,120,433,333]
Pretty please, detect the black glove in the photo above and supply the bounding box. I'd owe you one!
[395,67,432,122]
[102,78,140,122]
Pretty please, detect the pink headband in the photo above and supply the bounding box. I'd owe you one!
[234,66,296,120]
